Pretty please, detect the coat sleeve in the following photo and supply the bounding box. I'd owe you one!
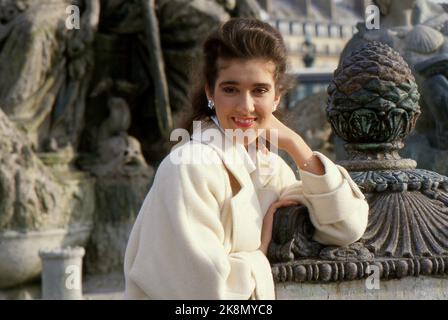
[124,146,274,300]
[275,151,369,247]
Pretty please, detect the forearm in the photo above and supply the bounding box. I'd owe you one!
[282,130,325,176]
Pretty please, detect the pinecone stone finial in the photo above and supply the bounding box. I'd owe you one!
[327,41,421,170]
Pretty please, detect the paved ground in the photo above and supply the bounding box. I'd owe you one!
[83,271,125,300]
[0,271,125,300]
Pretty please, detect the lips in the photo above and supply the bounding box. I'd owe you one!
[232,116,257,128]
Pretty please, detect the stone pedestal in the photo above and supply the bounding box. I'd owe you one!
[84,174,153,274]
[39,247,85,300]
[275,276,448,299]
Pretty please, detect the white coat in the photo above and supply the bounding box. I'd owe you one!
[124,118,369,299]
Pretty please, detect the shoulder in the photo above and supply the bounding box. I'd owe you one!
[155,141,226,185]
[150,142,228,205]
[160,140,223,169]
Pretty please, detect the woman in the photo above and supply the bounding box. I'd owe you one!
[124,18,369,300]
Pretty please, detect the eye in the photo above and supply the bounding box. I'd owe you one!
[222,86,238,94]
[253,87,269,95]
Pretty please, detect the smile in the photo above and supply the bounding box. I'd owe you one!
[232,117,257,128]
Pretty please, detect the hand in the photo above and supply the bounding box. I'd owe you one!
[259,199,301,255]
[262,114,324,175]
[261,114,298,151]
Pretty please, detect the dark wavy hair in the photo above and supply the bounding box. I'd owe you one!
[181,18,291,133]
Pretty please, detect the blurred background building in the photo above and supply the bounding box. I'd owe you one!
[261,0,367,71]
[258,0,369,105]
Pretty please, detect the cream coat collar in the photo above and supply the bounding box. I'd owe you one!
[190,118,278,189]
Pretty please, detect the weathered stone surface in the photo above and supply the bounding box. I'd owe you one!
[78,92,154,274]
[0,109,94,231]
[339,0,448,175]
[0,0,99,151]
[84,173,153,274]
[276,276,448,300]
[0,225,92,289]
[328,41,420,150]
[0,108,95,288]
[39,246,85,300]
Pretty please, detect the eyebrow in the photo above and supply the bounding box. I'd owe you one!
[218,81,272,88]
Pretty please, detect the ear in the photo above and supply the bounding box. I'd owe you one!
[273,94,281,111]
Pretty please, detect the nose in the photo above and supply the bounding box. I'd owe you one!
[236,92,255,114]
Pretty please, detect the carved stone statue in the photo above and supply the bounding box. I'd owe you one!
[0,0,100,151]
[82,100,154,274]
[89,96,151,178]
[340,0,448,174]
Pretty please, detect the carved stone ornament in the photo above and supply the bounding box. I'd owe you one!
[269,41,448,283]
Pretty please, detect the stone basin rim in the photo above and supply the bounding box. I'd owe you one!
[0,224,93,239]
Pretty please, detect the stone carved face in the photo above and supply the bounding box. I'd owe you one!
[95,135,147,176]
[122,136,146,169]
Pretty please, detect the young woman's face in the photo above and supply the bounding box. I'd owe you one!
[206,58,280,144]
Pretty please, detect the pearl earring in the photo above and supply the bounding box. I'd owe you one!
[208,99,215,110]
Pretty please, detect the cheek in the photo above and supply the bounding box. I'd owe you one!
[214,96,233,112]
[255,102,274,119]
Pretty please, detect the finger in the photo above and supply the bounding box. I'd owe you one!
[271,201,298,209]
[275,200,301,207]
[270,201,300,212]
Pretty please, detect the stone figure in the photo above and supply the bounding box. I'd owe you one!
[301,36,316,68]
[219,0,262,18]
[80,79,151,178]
[93,96,150,178]
[0,0,100,151]
[339,0,448,172]
[47,0,100,151]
